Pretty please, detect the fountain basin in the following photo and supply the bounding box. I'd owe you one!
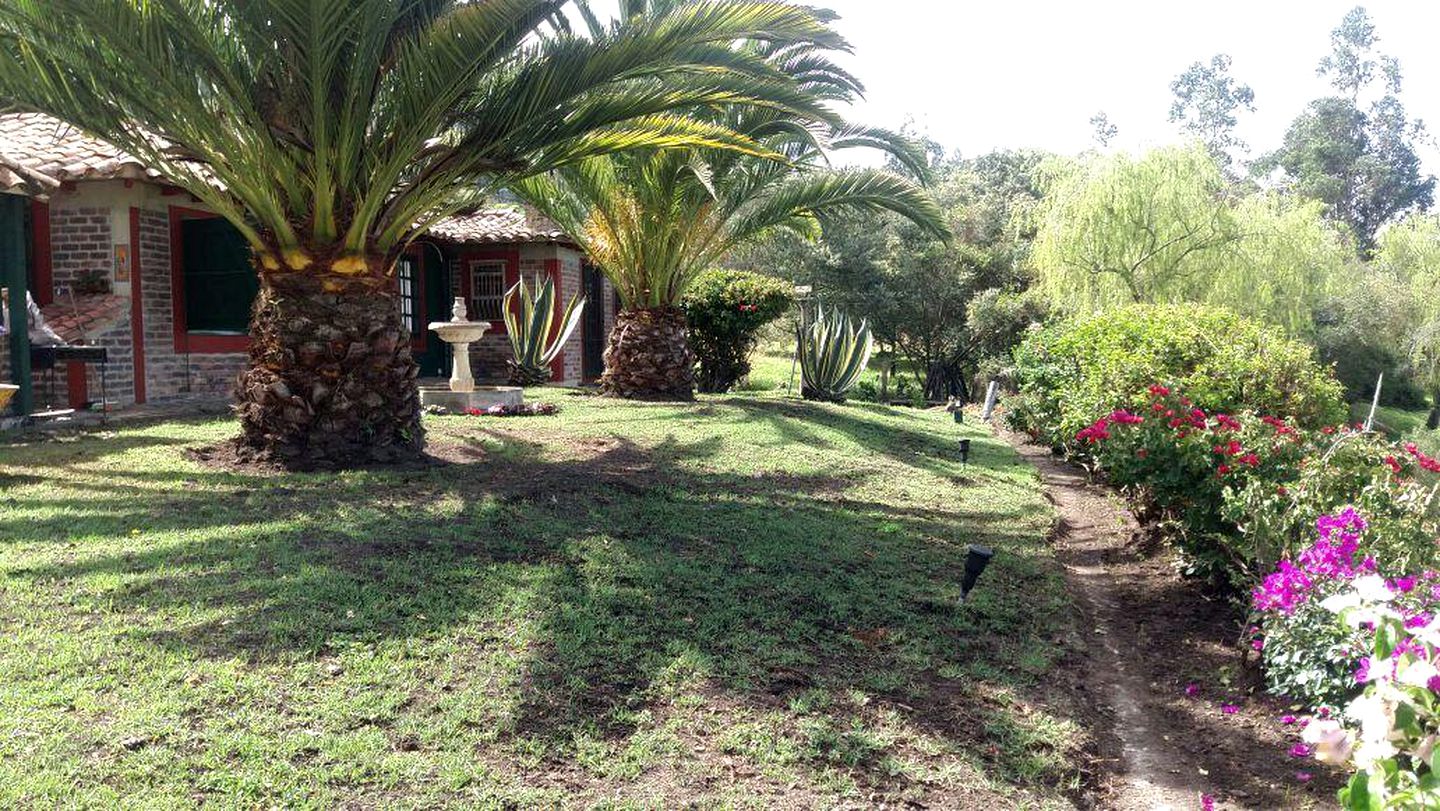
[427,321,492,344]
[420,384,523,413]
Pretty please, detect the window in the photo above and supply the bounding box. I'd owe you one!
[469,260,506,322]
[397,256,418,334]
[180,216,256,334]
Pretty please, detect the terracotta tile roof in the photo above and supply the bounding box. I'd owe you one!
[39,293,128,345]
[0,113,159,192]
[429,206,574,246]
[0,113,578,246]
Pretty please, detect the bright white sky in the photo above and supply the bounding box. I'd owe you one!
[587,0,1440,170]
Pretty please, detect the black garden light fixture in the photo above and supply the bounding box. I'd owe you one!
[960,544,994,601]
[958,437,971,466]
[952,408,963,424]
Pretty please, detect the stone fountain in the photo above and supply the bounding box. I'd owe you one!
[418,297,523,412]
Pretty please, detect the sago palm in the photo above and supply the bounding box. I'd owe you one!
[516,2,948,399]
[0,0,845,465]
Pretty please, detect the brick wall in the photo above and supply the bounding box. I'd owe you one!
[558,249,583,383]
[49,206,111,292]
[137,207,247,402]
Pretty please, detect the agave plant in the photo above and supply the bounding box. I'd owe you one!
[502,276,585,386]
[800,305,873,403]
[0,0,843,466]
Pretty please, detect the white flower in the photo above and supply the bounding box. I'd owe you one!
[1303,719,1356,764]
[1320,592,1362,614]
[1353,575,1396,603]
[1354,737,1398,771]
[1398,659,1440,689]
[1349,692,1400,746]
[1412,618,1440,649]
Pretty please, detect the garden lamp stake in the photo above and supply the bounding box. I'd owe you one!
[960,545,994,602]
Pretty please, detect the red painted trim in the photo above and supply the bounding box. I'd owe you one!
[129,206,146,403]
[65,361,87,408]
[169,205,252,354]
[29,200,51,306]
[544,257,564,380]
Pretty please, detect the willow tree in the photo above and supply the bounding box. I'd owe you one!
[1376,215,1440,425]
[516,1,947,399]
[0,0,842,466]
[1032,144,1237,309]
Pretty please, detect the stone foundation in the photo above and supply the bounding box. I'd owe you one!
[419,385,523,412]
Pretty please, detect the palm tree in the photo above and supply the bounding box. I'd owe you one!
[0,0,844,466]
[516,2,948,399]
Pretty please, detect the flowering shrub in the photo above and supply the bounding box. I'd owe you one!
[1082,383,1440,589]
[1225,430,1440,579]
[1008,303,1347,451]
[680,269,793,394]
[1283,553,1440,808]
[1084,386,1311,582]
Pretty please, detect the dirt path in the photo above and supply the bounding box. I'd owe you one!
[1001,429,1341,811]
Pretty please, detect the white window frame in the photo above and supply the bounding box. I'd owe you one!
[468,260,507,323]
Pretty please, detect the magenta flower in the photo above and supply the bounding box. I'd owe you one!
[1184,682,1200,696]
[1200,793,1215,811]
[1221,703,1239,715]
[1280,714,1297,725]
[1289,742,1312,758]
[1295,771,1313,783]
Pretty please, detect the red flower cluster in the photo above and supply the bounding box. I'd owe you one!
[1148,384,1171,397]
[1404,443,1440,474]
[1076,409,1146,443]
[1260,415,1297,436]
[1214,413,1242,431]
[1076,418,1111,444]
[736,302,759,313]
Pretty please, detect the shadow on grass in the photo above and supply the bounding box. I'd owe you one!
[4,413,1099,800]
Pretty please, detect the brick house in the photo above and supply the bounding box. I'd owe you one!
[0,113,615,416]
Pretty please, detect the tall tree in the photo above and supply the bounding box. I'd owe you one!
[517,2,946,399]
[1089,111,1118,149]
[0,0,846,466]
[736,148,1048,400]
[1256,6,1433,256]
[1032,145,1351,334]
[1168,54,1255,170]
[1032,145,1236,307]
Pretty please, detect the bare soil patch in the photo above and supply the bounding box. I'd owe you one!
[1002,428,1343,810]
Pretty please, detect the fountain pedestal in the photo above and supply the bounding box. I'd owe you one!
[418,297,523,412]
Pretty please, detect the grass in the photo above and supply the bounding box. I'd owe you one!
[1353,401,1440,455]
[0,391,1089,808]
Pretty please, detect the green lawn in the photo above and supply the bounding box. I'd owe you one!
[0,392,1087,808]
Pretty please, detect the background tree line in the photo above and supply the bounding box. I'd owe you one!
[735,5,1440,415]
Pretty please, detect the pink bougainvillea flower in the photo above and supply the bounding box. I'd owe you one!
[1221,703,1239,715]
[1200,793,1215,811]
[1184,682,1201,696]
[1280,714,1298,725]
[1250,637,1264,651]
[1289,743,1312,758]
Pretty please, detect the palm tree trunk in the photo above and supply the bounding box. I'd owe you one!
[601,307,696,400]
[233,264,422,467]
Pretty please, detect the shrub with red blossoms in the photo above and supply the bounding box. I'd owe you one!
[1079,382,1440,590]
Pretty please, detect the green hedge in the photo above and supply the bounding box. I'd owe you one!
[682,270,793,394]
[1008,303,1347,450]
